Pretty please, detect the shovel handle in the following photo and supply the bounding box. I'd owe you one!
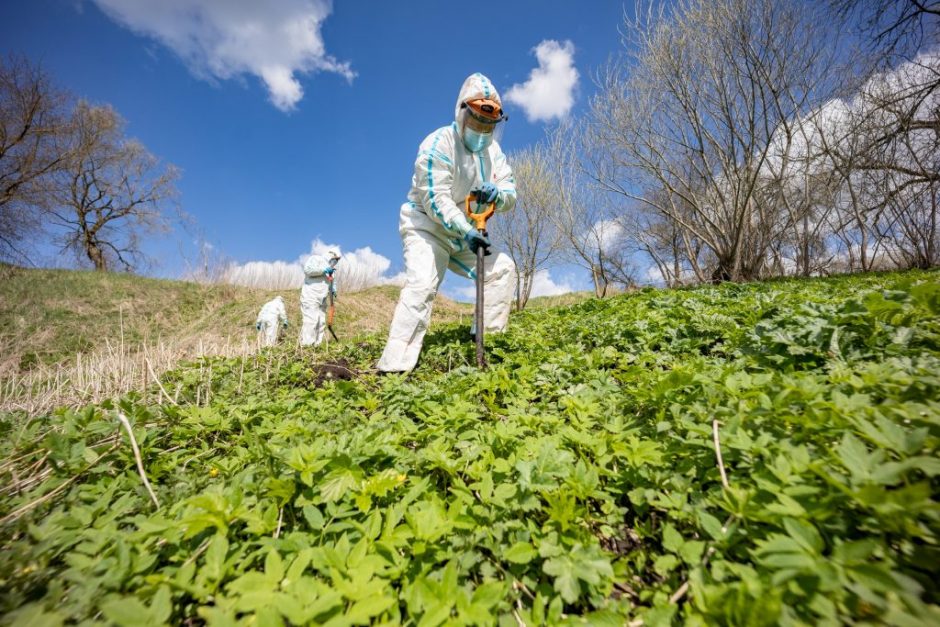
[327,276,336,326]
[465,194,495,231]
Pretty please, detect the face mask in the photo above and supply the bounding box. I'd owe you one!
[463,128,493,153]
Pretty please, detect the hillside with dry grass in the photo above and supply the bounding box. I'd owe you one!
[0,264,471,413]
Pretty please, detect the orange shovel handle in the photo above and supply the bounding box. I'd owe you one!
[465,194,495,231]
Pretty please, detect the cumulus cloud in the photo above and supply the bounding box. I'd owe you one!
[504,40,579,122]
[91,0,354,111]
[301,239,405,290]
[590,219,625,254]
[448,284,477,303]
[446,268,574,303]
[220,238,402,291]
[529,269,575,297]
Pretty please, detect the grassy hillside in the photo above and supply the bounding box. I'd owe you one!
[1,269,938,625]
[0,264,470,375]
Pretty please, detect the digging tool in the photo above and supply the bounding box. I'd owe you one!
[465,193,496,368]
[326,276,339,342]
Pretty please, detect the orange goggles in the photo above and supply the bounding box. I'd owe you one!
[463,98,507,126]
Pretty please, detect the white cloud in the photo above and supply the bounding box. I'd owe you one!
[644,265,665,285]
[591,219,625,253]
[449,284,477,303]
[300,238,405,290]
[529,269,574,297]
[504,40,579,122]
[91,0,354,111]
[445,268,575,303]
[220,238,401,291]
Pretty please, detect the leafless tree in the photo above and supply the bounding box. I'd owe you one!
[809,50,940,271]
[495,142,561,310]
[586,0,845,282]
[543,118,625,297]
[623,188,709,286]
[42,102,180,271]
[0,56,69,264]
[831,0,939,60]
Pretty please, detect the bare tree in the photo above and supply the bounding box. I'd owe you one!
[0,56,69,264]
[587,0,845,282]
[42,102,180,271]
[831,0,939,60]
[810,51,940,271]
[495,142,561,310]
[545,119,623,297]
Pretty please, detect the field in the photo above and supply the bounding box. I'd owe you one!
[0,265,471,415]
[1,269,938,625]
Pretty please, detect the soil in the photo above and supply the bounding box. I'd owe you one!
[311,357,357,386]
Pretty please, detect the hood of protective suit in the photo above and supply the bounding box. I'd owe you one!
[454,73,504,153]
[454,73,502,123]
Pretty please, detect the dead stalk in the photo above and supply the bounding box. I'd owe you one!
[116,412,161,510]
[712,419,730,489]
[0,444,117,526]
[145,358,178,406]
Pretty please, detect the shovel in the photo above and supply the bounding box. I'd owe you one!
[326,276,339,342]
[465,193,496,368]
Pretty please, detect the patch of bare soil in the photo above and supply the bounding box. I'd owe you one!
[311,358,358,387]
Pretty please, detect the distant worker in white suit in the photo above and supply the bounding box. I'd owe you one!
[255,295,288,347]
[300,249,341,346]
[377,72,517,373]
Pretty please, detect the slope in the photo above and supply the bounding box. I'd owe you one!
[0,264,471,375]
[1,269,938,625]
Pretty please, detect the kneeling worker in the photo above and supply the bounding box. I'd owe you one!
[256,295,288,347]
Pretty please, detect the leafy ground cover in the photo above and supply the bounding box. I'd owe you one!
[1,270,938,625]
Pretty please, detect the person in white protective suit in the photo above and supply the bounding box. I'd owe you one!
[300,249,341,346]
[255,296,288,347]
[377,72,517,372]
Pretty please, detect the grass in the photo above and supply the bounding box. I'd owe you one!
[0,264,472,414]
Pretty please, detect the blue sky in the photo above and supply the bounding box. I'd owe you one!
[1,0,632,299]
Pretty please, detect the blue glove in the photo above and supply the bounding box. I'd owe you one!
[282,320,289,328]
[463,228,491,255]
[331,285,338,299]
[255,322,262,331]
[473,182,499,204]
[323,267,335,276]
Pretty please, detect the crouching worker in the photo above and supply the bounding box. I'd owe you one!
[377,73,517,373]
[255,295,288,347]
[300,249,341,346]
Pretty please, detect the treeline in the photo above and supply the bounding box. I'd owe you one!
[0,55,179,271]
[501,0,939,306]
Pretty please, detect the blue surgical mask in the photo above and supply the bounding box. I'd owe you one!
[463,128,493,153]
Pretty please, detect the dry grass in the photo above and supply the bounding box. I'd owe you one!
[0,334,256,416]
[0,265,472,416]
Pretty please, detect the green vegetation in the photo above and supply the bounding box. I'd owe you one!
[1,270,938,625]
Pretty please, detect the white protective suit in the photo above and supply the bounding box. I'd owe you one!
[300,252,338,346]
[255,296,288,347]
[377,73,517,372]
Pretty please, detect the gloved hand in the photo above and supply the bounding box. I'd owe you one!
[473,182,499,205]
[255,322,262,331]
[323,267,335,276]
[331,285,338,300]
[463,228,491,255]
[282,320,289,329]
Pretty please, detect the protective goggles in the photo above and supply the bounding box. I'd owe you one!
[461,99,508,134]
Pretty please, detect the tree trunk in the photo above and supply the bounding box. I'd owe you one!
[86,240,106,271]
